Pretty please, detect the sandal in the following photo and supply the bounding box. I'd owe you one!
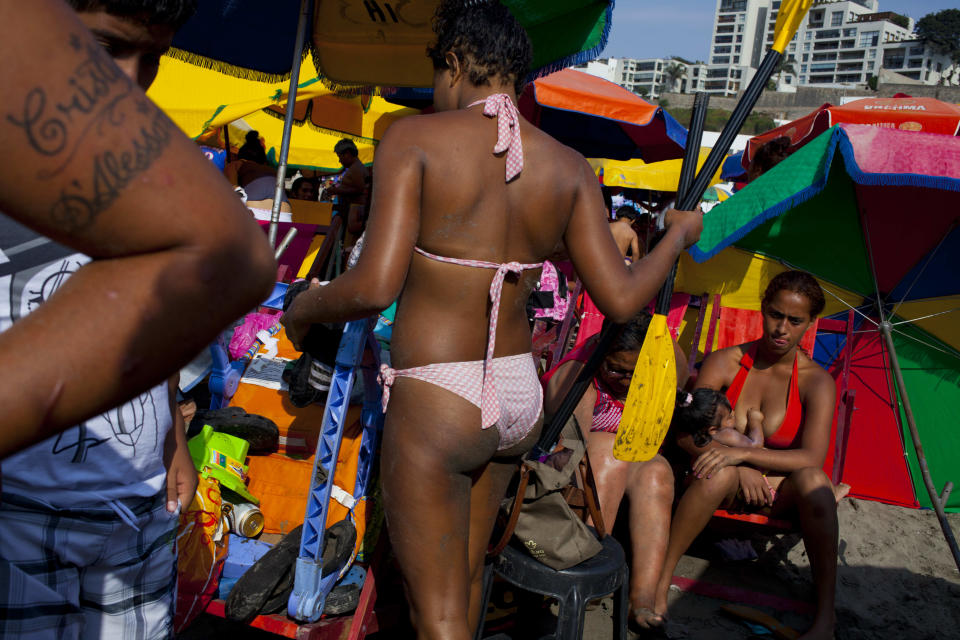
[628,607,668,636]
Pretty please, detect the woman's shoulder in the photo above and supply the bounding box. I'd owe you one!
[797,349,834,389]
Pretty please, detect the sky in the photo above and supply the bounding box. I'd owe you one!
[603,1,958,62]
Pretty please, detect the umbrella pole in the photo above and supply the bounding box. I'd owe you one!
[268,0,310,248]
[880,320,960,573]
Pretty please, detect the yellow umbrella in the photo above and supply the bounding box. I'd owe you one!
[147,54,418,170]
[588,148,723,192]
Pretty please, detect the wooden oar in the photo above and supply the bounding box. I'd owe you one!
[613,0,815,462]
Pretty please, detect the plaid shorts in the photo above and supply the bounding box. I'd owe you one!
[0,491,178,639]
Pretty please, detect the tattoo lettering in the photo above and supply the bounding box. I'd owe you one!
[7,36,131,159]
[50,108,173,233]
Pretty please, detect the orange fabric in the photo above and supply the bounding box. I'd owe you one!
[229,325,326,455]
[174,474,228,632]
[531,68,659,126]
[245,406,367,562]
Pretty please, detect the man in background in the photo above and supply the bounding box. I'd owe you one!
[325,139,369,215]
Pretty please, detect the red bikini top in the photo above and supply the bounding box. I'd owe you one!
[724,344,803,449]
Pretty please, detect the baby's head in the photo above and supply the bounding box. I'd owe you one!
[673,388,733,447]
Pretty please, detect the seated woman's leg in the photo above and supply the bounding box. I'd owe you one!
[623,454,674,626]
[585,431,629,529]
[654,466,741,616]
[770,467,838,640]
[380,378,503,640]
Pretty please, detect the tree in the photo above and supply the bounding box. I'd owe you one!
[917,9,960,62]
[662,62,686,94]
[775,58,797,85]
[867,74,878,91]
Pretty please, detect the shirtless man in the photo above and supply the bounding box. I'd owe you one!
[282,3,702,638]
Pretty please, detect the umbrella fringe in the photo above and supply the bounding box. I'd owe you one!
[256,106,381,146]
[166,47,294,84]
[835,136,960,193]
[523,1,615,83]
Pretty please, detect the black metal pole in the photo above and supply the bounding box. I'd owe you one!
[655,91,710,315]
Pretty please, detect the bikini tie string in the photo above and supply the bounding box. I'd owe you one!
[469,93,523,182]
[377,364,396,412]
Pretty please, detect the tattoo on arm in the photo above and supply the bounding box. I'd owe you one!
[6,34,174,232]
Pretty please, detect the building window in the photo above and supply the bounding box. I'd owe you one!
[909,46,924,56]
[805,31,813,40]
[858,31,878,47]
[785,76,792,84]
[789,43,796,52]
[801,64,808,73]
[800,75,806,82]
[719,0,747,11]
[831,11,843,26]
[868,48,877,59]
[712,56,731,64]
[737,23,744,32]
[715,35,733,44]
[736,35,743,42]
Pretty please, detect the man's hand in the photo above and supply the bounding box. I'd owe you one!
[664,206,703,248]
[738,467,773,507]
[165,437,198,514]
[164,377,197,514]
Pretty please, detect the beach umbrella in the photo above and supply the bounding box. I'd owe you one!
[587,149,723,191]
[148,54,417,170]
[721,151,747,182]
[689,122,960,570]
[166,0,614,246]
[168,0,613,87]
[519,68,687,162]
[743,95,960,171]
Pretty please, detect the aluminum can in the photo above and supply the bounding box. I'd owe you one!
[223,501,264,538]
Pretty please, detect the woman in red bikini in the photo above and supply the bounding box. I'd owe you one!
[281,3,703,638]
[652,270,840,640]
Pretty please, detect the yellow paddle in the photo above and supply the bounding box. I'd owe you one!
[613,0,814,462]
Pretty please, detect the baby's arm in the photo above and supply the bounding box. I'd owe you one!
[711,428,758,448]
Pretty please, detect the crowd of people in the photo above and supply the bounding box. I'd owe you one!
[0,2,847,640]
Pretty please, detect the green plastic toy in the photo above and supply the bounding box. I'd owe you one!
[187,425,259,504]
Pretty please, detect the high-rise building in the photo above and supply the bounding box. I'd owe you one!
[573,57,709,100]
[704,0,943,95]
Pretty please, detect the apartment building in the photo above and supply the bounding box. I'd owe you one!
[573,57,709,100]
[705,0,926,95]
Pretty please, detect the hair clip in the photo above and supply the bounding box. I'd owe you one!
[679,391,693,407]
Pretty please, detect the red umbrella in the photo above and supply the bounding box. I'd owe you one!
[518,68,688,162]
[744,95,960,170]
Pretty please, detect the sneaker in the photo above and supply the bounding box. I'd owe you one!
[308,360,333,392]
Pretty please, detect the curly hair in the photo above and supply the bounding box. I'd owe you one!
[427,0,533,96]
[672,388,731,447]
[65,0,198,28]
[762,270,826,317]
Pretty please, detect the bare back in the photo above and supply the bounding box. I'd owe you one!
[384,107,591,369]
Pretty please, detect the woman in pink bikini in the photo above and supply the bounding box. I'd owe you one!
[653,271,843,640]
[282,2,702,638]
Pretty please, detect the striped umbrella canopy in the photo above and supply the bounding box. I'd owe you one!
[148,54,418,170]
[519,68,687,162]
[742,95,960,171]
[689,123,960,526]
[168,0,614,88]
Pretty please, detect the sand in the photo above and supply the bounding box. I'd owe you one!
[178,497,960,639]
[578,497,960,639]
